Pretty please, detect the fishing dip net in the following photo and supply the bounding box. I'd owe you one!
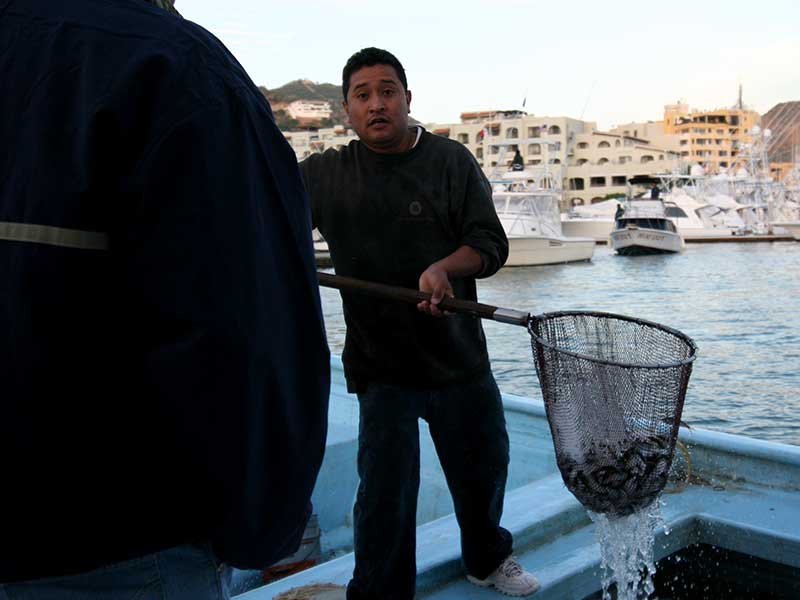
[529,311,697,517]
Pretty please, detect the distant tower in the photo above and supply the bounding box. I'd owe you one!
[738,84,744,110]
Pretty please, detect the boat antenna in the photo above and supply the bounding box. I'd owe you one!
[579,80,596,121]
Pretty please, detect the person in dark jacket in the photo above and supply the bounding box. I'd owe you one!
[511,149,525,171]
[0,0,330,597]
[300,48,539,599]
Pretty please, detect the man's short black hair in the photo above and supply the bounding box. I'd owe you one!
[342,47,407,100]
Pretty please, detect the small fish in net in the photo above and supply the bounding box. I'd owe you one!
[558,434,674,516]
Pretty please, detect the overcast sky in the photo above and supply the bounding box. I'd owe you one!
[179,0,800,130]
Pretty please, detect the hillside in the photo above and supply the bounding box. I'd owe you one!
[762,101,800,163]
[259,79,346,131]
[260,78,422,131]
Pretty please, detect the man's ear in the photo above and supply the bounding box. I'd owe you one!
[406,90,412,113]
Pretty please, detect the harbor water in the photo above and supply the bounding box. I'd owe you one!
[318,241,800,447]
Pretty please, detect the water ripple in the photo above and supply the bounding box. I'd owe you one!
[320,242,800,446]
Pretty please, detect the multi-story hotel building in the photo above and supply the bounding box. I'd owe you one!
[282,110,682,208]
[662,101,760,174]
[426,110,680,208]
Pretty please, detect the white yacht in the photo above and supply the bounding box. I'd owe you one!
[774,222,800,240]
[562,176,743,241]
[560,199,617,241]
[492,171,595,266]
[609,178,685,255]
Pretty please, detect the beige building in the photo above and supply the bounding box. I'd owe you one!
[287,99,333,120]
[565,130,680,205]
[662,101,760,174]
[427,110,680,207]
[282,110,682,208]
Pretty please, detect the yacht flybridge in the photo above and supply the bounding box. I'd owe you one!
[491,169,595,266]
[610,176,685,255]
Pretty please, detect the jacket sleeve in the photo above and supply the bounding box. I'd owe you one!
[122,89,330,569]
[458,151,509,277]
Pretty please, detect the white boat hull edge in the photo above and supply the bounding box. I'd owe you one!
[506,236,595,266]
[610,228,684,255]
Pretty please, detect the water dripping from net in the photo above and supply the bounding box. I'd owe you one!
[589,499,665,600]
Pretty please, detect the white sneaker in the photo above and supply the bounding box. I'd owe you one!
[466,556,540,597]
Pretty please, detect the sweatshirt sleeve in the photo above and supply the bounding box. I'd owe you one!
[458,150,509,278]
[123,89,330,569]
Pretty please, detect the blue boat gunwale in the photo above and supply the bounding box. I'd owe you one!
[242,359,800,599]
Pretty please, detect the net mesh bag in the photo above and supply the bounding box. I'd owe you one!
[529,311,696,517]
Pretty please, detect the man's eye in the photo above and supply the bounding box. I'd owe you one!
[383,89,395,96]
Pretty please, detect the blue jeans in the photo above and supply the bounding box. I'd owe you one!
[347,370,513,600]
[0,543,231,600]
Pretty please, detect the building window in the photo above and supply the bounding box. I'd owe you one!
[569,178,585,190]
[598,141,611,148]
[528,143,541,155]
[659,154,664,160]
[491,146,499,155]
[680,139,688,145]
[624,139,633,147]
[719,150,728,156]
[550,158,561,164]
[615,140,621,147]
[528,126,541,138]
[612,176,626,186]
[548,125,561,135]
[577,158,589,166]
[598,157,609,165]
[578,142,589,149]
[590,176,606,187]
[640,155,654,163]
[553,141,561,151]
[619,156,632,164]
[476,147,483,159]
[506,127,519,139]
[458,133,469,144]
[529,159,542,165]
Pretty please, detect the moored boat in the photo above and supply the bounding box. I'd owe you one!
[492,170,595,266]
[609,198,684,255]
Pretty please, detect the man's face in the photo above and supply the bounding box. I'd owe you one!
[343,64,412,153]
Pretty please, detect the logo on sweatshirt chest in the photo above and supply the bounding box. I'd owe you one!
[408,201,423,216]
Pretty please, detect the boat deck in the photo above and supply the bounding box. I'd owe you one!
[237,360,800,600]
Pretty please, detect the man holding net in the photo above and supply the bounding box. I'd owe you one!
[300,47,540,599]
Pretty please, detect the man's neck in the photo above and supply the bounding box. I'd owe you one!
[363,127,417,155]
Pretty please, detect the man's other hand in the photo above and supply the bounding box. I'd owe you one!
[417,264,453,317]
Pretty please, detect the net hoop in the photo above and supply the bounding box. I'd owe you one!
[528,311,698,370]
